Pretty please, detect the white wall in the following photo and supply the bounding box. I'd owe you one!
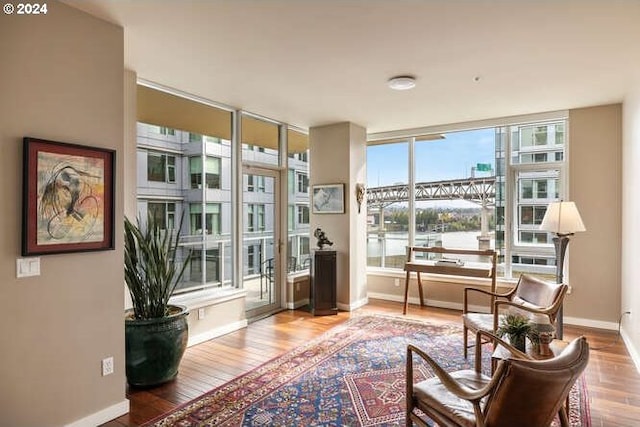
[0,3,127,426]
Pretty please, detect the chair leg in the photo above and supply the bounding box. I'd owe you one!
[403,271,410,315]
[417,272,425,307]
[558,406,570,427]
[463,325,468,358]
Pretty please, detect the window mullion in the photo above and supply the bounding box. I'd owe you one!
[408,137,416,247]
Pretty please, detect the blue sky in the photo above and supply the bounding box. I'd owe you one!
[367,128,495,187]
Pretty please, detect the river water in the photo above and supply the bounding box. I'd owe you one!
[367,230,494,258]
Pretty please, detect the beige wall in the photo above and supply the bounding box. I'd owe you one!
[309,122,367,309]
[368,104,624,327]
[622,87,640,366]
[0,3,126,426]
[568,104,622,324]
[348,125,369,305]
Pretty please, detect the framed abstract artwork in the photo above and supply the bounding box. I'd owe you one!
[22,137,116,256]
[312,183,345,214]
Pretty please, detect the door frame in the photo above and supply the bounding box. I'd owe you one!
[242,165,283,320]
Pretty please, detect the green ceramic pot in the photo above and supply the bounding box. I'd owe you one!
[125,305,189,387]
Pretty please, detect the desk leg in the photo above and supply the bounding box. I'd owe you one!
[417,272,425,307]
[403,271,410,315]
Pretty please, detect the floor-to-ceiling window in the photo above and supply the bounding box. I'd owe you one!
[367,114,567,280]
[287,129,310,272]
[366,140,409,268]
[241,114,283,317]
[135,85,311,312]
[136,84,233,294]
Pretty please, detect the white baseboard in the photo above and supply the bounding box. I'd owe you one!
[286,298,309,310]
[367,292,489,313]
[621,327,640,374]
[367,292,621,331]
[65,399,129,427]
[562,316,619,331]
[338,296,369,312]
[188,319,248,347]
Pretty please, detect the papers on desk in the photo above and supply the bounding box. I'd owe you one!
[435,258,465,267]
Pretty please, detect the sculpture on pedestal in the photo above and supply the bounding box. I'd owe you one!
[314,227,333,249]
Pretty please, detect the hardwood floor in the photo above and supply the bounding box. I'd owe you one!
[103,299,640,426]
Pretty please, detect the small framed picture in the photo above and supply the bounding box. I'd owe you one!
[22,137,116,256]
[312,183,345,214]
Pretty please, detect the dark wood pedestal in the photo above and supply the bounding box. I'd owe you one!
[310,249,337,316]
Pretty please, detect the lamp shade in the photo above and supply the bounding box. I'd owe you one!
[539,201,586,234]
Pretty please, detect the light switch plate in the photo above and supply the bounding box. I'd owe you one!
[16,257,40,278]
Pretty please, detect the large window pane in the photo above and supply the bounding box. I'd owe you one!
[287,129,310,271]
[137,115,232,294]
[367,116,566,281]
[414,129,495,261]
[366,141,409,269]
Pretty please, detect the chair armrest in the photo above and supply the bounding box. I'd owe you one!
[474,330,530,369]
[407,344,503,402]
[494,300,555,317]
[463,287,514,313]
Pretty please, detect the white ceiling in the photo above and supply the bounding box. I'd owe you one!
[63,0,640,134]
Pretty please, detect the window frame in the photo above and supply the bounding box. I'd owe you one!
[147,151,176,184]
[366,111,569,281]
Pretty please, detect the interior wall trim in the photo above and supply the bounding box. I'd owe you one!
[64,400,129,427]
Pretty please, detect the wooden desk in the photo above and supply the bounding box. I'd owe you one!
[403,246,497,315]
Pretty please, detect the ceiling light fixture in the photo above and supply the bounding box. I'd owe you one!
[388,75,416,91]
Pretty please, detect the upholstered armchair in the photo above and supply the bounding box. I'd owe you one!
[462,274,568,358]
[406,331,589,427]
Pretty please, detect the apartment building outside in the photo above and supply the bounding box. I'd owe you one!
[135,122,311,295]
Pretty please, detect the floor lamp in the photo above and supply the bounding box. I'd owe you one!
[539,201,586,339]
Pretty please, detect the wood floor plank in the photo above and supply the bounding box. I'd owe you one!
[103,299,640,426]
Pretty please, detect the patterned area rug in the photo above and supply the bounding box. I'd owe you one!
[145,314,590,426]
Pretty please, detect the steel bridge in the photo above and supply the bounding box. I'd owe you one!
[367,176,496,208]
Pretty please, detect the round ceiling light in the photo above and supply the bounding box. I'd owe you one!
[388,75,416,90]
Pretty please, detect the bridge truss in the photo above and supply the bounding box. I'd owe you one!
[366,177,496,209]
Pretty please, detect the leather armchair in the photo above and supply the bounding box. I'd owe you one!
[462,274,568,358]
[406,332,589,427]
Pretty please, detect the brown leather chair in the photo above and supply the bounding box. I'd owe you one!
[462,274,568,358]
[406,333,589,427]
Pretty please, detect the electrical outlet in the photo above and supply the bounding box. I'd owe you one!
[101,357,114,376]
[198,308,206,320]
[394,278,400,287]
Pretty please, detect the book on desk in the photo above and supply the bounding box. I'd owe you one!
[434,257,465,267]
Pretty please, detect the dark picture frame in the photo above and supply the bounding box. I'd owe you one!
[312,183,345,214]
[22,137,115,256]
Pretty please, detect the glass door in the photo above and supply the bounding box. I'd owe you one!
[243,167,281,319]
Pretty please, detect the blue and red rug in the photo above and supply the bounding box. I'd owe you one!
[145,314,590,426]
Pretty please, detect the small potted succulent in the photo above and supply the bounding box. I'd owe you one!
[496,313,532,352]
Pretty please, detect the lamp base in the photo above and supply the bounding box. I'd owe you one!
[551,234,572,340]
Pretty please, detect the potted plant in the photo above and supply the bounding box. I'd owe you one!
[496,313,532,352]
[124,215,192,387]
